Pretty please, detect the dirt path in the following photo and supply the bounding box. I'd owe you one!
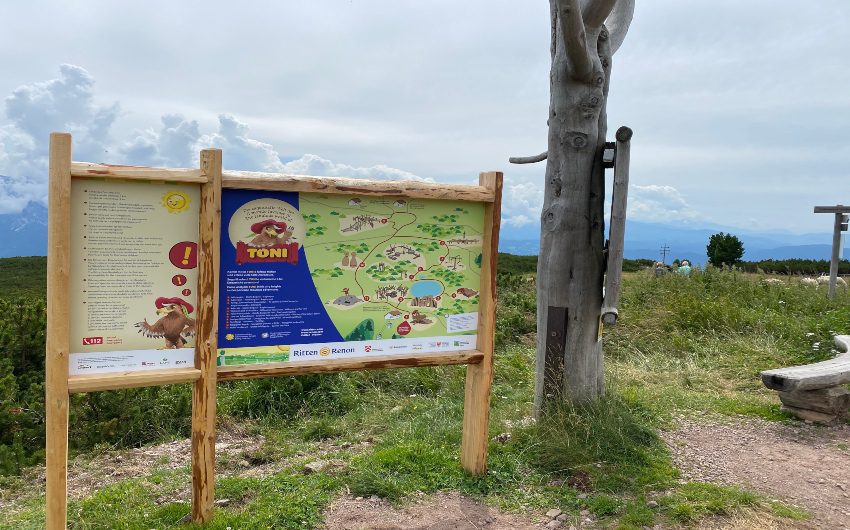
[662,414,850,529]
[323,493,546,530]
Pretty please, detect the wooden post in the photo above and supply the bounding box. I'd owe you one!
[461,171,502,475]
[828,212,842,299]
[46,132,72,530]
[601,126,632,325]
[814,205,849,300]
[192,149,222,523]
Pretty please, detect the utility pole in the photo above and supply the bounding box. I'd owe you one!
[814,205,849,299]
[659,244,670,264]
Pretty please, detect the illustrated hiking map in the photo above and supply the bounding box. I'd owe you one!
[218,189,484,365]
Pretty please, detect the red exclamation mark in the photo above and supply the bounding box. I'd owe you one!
[169,242,198,269]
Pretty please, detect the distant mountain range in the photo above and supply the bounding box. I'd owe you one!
[499,219,842,264]
[0,200,842,263]
[0,201,48,257]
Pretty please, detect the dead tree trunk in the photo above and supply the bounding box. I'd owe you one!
[511,0,634,414]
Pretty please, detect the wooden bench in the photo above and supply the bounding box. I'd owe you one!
[760,335,850,423]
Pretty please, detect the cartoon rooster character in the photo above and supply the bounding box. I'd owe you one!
[135,297,196,349]
[248,219,294,248]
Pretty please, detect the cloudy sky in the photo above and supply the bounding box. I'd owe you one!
[1,0,848,234]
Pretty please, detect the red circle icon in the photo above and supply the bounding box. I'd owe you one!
[172,274,187,286]
[408,275,415,280]
[417,267,424,272]
[439,257,445,262]
[436,295,442,301]
[359,263,365,268]
[182,289,192,296]
[169,242,198,269]
[381,219,388,224]
[398,297,404,302]
[364,295,370,301]
[451,293,457,298]
[397,321,411,335]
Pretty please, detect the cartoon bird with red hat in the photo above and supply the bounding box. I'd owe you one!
[247,219,294,248]
[135,297,196,349]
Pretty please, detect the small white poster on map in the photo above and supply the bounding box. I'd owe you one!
[446,312,479,333]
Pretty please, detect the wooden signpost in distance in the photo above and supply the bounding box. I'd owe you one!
[44,131,502,527]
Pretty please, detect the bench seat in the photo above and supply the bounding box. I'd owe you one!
[761,336,850,392]
[760,336,850,423]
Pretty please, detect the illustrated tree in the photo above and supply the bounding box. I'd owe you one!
[510,0,634,413]
[706,232,745,267]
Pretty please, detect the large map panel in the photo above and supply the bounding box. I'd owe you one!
[217,189,484,366]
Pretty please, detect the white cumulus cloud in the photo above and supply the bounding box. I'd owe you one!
[501,180,544,228]
[628,184,703,223]
[0,66,429,215]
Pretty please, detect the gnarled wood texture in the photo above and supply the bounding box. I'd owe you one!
[534,0,632,412]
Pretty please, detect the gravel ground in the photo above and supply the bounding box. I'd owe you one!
[662,414,850,529]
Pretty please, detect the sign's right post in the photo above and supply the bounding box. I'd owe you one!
[460,171,503,475]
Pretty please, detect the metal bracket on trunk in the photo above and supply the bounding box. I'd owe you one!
[543,305,568,400]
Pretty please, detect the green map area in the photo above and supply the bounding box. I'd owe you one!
[300,193,485,341]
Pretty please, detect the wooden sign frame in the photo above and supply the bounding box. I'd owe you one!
[45,132,502,528]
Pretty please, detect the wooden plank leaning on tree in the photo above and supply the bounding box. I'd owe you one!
[460,171,503,475]
[601,126,633,326]
[191,149,223,523]
[46,132,73,530]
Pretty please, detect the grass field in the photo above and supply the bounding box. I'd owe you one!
[1,256,847,528]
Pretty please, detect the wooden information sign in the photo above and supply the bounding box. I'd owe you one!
[44,132,502,528]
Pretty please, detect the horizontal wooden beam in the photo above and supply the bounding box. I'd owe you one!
[814,205,850,214]
[68,368,201,394]
[71,162,207,184]
[69,162,493,202]
[217,351,484,381]
[222,171,495,203]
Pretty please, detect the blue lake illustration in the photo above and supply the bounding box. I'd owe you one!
[410,280,442,298]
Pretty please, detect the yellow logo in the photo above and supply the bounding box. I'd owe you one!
[277,345,290,352]
[225,333,235,341]
[162,191,191,213]
[319,347,331,357]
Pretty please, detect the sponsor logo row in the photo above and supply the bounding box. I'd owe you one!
[287,337,476,359]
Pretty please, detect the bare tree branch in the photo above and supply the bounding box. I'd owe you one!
[605,0,634,55]
[582,0,618,29]
[556,0,593,81]
[509,151,548,164]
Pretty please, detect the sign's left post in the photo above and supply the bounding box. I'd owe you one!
[46,132,72,530]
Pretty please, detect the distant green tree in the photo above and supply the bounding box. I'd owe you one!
[707,232,745,267]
